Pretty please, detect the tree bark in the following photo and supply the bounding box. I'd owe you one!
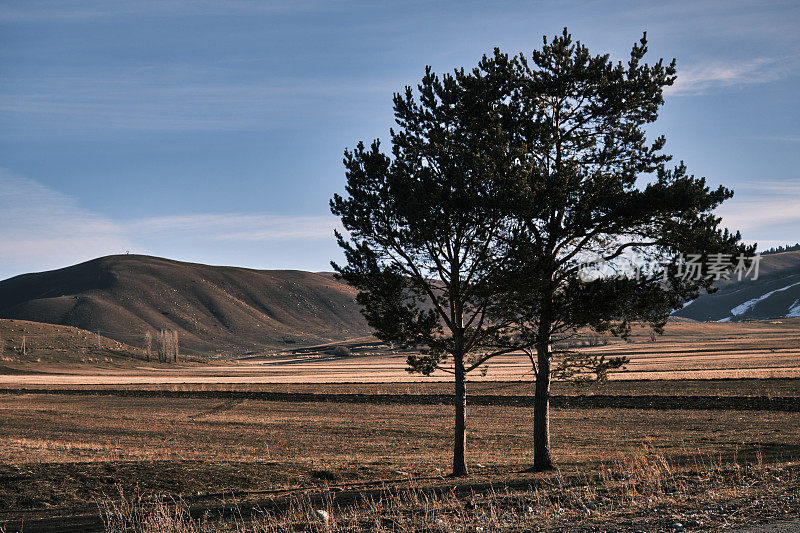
[452,348,468,476]
[532,340,554,471]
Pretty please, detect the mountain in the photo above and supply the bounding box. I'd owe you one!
[0,255,371,355]
[672,250,800,322]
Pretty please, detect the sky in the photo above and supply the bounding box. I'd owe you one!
[1,0,799,280]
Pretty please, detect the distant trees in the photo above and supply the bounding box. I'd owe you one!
[762,243,800,255]
[146,330,179,363]
[332,29,749,475]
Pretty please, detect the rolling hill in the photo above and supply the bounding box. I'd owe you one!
[0,255,371,355]
[672,250,800,322]
[1,250,797,357]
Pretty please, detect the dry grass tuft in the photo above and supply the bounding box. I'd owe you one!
[100,489,200,533]
[97,446,799,532]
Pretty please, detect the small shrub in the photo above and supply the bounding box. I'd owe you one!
[327,346,352,357]
[311,469,338,481]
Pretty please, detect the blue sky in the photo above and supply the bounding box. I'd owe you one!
[1,0,798,280]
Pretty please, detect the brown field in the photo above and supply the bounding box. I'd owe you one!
[1,390,800,531]
[3,378,799,397]
[2,318,800,388]
[1,318,799,531]
[3,393,798,467]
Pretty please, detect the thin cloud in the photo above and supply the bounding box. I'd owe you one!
[129,214,343,242]
[729,180,800,195]
[0,0,322,21]
[719,199,800,232]
[717,179,800,241]
[0,171,346,279]
[747,135,800,143]
[0,72,394,134]
[0,171,134,279]
[667,56,794,95]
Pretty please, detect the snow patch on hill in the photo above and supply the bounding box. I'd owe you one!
[672,298,696,315]
[728,280,800,317]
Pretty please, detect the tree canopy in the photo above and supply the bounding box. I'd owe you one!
[478,30,752,469]
[331,29,751,475]
[330,61,531,475]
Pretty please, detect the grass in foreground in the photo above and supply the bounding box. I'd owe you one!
[98,447,800,532]
[1,391,799,531]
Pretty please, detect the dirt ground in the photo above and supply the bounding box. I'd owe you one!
[1,319,799,530]
[1,392,799,524]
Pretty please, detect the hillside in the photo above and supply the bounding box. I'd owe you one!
[0,255,371,355]
[673,250,800,322]
[1,250,797,359]
[0,318,147,368]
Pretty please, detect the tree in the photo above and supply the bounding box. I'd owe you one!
[331,61,532,476]
[332,30,751,476]
[486,30,752,470]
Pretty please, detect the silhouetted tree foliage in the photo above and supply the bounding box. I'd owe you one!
[332,29,751,476]
[331,59,534,476]
[485,30,752,470]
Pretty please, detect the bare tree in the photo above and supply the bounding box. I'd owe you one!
[144,331,152,362]
[172,330,179,362]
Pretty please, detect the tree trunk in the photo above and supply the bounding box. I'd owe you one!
[452,349,468,476]
[532,341,553,471]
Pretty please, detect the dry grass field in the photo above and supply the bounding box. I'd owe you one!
[2,318,799,388]
[0,318,799,531]
[4,378,799,398]
[1,392,799,531]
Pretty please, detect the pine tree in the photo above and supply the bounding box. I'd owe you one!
[487,30,751,470]
[331,58,531,476]
[332,30,750,475]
